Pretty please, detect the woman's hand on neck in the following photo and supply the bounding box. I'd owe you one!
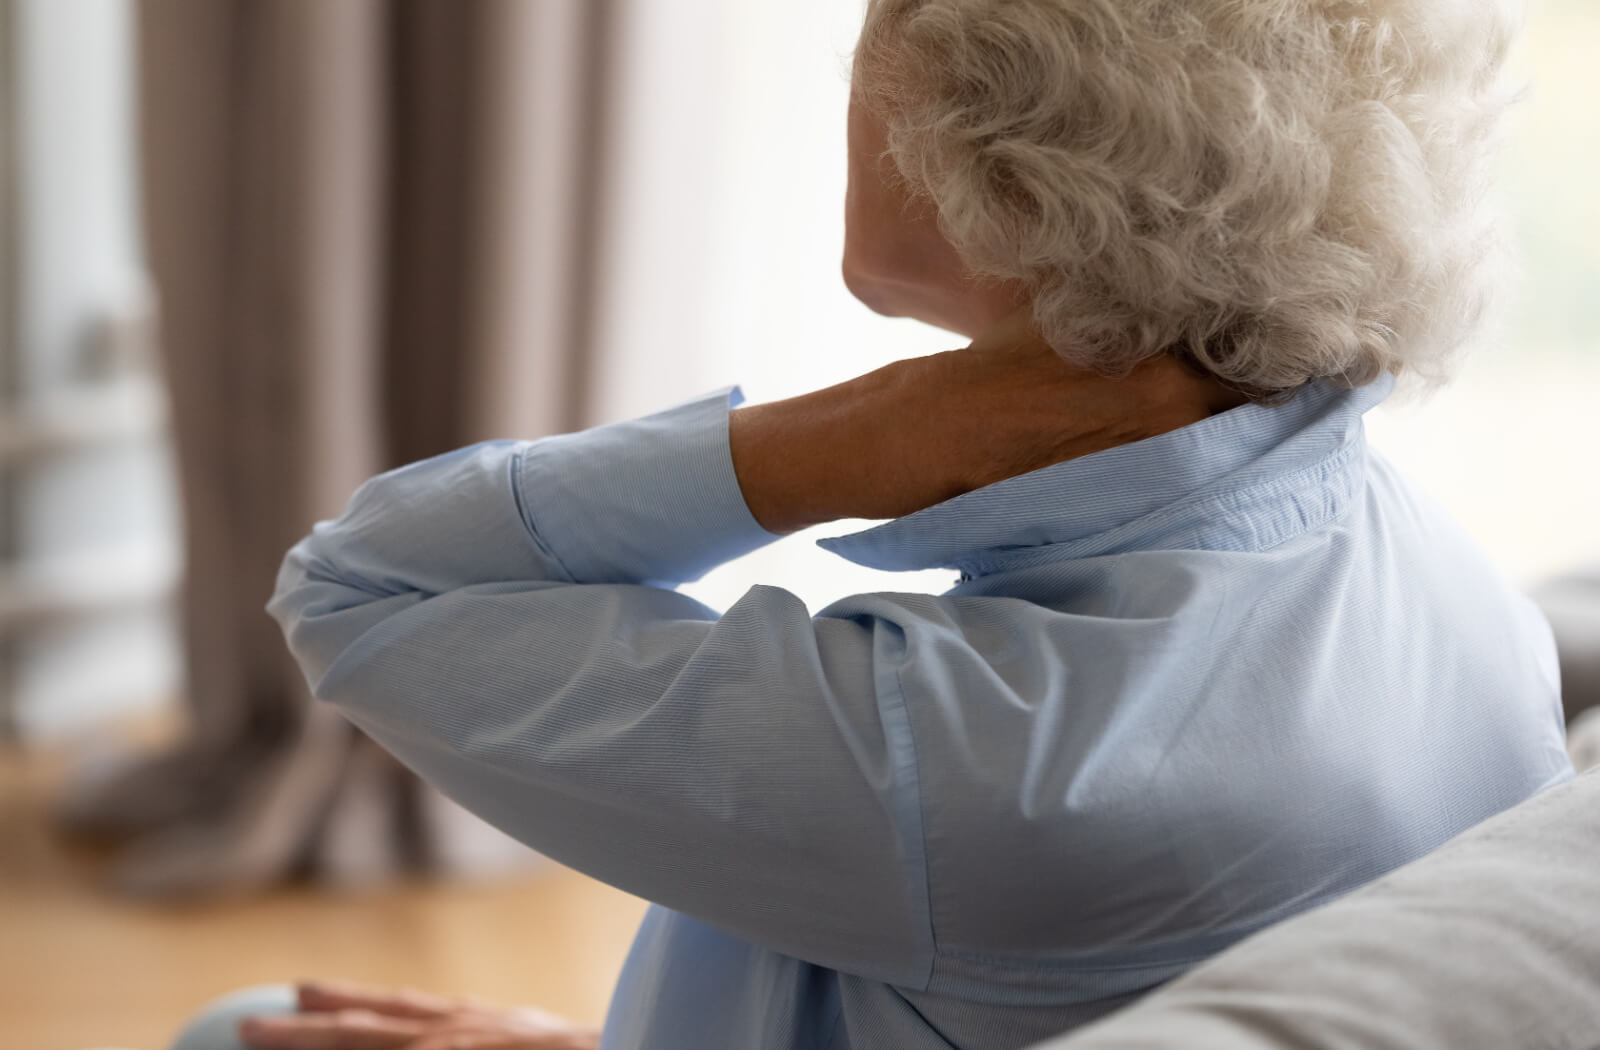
[729,305,1249,535]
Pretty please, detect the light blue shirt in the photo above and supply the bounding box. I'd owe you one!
[269,377,1574,1050]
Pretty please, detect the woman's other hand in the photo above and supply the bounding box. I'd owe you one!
[238,980,600,1050]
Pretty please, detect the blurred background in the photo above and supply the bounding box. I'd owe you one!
[0,0,1595,1047]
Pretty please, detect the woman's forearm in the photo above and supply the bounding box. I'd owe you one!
[727,356,977,534]
[728,309,1250,536]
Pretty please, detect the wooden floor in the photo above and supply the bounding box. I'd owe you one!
[0,726,649,1050]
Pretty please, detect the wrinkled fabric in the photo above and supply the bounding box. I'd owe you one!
[1036,767,1600,1050]
[269,378,1574,1050]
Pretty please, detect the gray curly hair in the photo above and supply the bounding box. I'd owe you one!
[854,0,1522,397]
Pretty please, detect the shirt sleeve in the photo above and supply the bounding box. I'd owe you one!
[267,389,936,988]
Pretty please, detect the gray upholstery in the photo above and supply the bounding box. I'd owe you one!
[1034,764,1600,1050]
[1536,569,1600,725]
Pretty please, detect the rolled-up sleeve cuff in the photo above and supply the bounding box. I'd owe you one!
[514,386,781,587]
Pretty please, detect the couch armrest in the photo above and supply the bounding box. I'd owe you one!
[1535,570,1600,725]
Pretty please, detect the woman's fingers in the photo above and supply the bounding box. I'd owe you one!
[297,979,462,1019]
[404,1013,603,1050]
[238,1008,425,1050]
[404,1035,502,1050]
[405,1031,588,1050]
[245,981,595,1050]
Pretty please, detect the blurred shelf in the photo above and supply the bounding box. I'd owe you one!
[0,375,168,463]
[0,538,178,632]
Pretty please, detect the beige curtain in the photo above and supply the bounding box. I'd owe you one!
[56,0,618,897]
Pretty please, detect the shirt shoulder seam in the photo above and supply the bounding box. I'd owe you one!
[880,658,939,991]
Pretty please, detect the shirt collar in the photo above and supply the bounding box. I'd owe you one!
[816,374,1396,575]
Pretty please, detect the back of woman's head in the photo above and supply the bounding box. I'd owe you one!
[855,0,1522,397]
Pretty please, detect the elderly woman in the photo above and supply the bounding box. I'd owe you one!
[193,1,1572,1048]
